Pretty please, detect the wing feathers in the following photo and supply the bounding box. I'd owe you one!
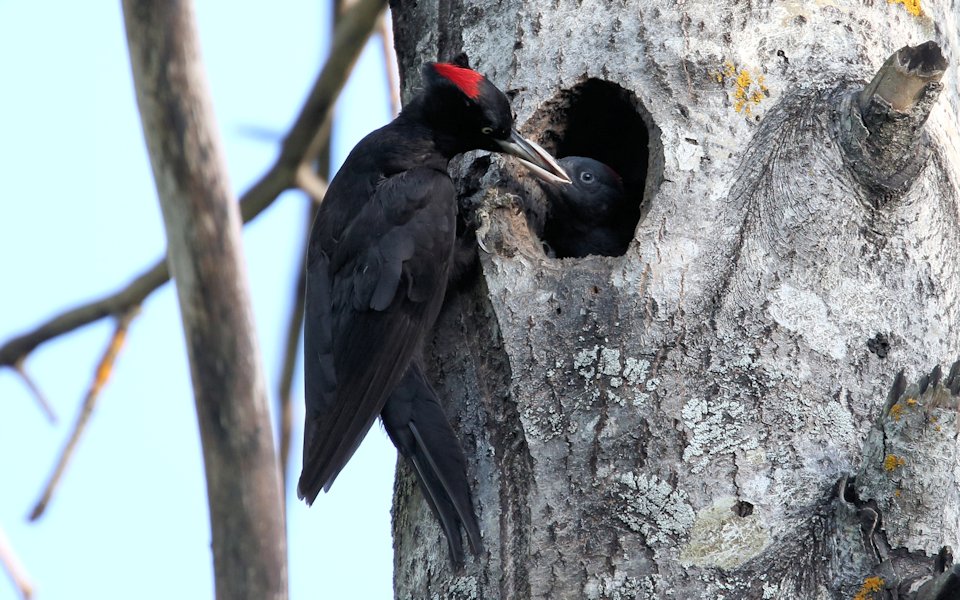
[299,167,456,502]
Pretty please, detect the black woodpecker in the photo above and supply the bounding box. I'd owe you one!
[298,62,569,563]
[541,156,632,258]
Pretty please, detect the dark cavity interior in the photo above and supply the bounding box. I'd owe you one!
[526,79,661,258]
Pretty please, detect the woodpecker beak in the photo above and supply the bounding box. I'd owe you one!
[496,131,572,185]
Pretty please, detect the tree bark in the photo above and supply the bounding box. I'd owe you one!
[122,2,287,599]
[389,1,960,598]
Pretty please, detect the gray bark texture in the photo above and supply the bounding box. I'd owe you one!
[122,2,287,599]
[388,1,960,599]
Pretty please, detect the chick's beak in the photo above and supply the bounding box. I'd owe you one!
[496,131,572,185]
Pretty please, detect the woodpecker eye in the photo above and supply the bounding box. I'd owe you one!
[580,171,595,184]
[481,126,494,135]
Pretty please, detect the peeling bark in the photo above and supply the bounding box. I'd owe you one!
[389,2,960,598]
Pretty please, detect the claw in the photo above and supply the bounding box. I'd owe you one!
[475,208,492,254]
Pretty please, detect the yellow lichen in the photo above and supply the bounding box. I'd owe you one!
[889,0,923,16]
[853,576,885,600]
[894,488,902,497]
[884,454,906,472]
[889,403,904,420]
[906,397,917,406]
[715,61,768,115]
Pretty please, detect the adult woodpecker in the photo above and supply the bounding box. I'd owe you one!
[541,156,631,258]
[298,63,569,559]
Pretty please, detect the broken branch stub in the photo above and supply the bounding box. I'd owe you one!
[859,41,947,113]
[838,41,947,197]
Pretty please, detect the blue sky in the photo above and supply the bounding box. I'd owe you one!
[0,2,396,598]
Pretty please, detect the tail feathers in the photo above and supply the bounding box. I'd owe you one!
[408,421,483,559]
[408,444,468,566]
[381,366,482,566]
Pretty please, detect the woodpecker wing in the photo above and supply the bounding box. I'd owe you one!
[381,362,483,566]
[299,166,456,503]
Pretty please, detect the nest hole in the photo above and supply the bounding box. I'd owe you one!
[732,500,754,517]
[527,79,663,258]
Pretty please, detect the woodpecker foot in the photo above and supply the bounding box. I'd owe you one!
[475,191,521,254]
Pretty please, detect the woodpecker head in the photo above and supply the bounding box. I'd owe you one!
[550,156,626,223]
[419,62,571,184]
[537,155,635,257]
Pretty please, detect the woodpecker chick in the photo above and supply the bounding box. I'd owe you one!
[541,156,633,258]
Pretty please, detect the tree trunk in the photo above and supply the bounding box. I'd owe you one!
[389,1,960,598]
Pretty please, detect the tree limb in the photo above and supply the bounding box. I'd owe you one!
[0,0,387,370]
[859,41,946,113]
[278,0,386,169]
[121,2,287,598]
[0,262,166,368]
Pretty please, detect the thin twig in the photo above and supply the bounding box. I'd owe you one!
[13,360,56,423]
[278,0,386,170]
[0,0,387,370]
[276,202,317,491]
[276,0,349,495]
[378,12,402,117]
[0,525,33,600]
[29,307,139,522]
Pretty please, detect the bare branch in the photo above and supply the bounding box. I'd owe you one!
[379,14,402,117]
[29,308,139,522]
[121,1,291,597]
[0,0,387,370]
[276,203,316,491]
[13,361,56,423]
[295,161,330,204]
[278,0,387,169]
[0,526,33,600]
[0,262,166,368]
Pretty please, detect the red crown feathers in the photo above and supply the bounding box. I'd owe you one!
[432,63,483,100]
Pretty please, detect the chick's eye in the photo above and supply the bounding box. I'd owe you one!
[580,171,595,184]
[481,126,494,135]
